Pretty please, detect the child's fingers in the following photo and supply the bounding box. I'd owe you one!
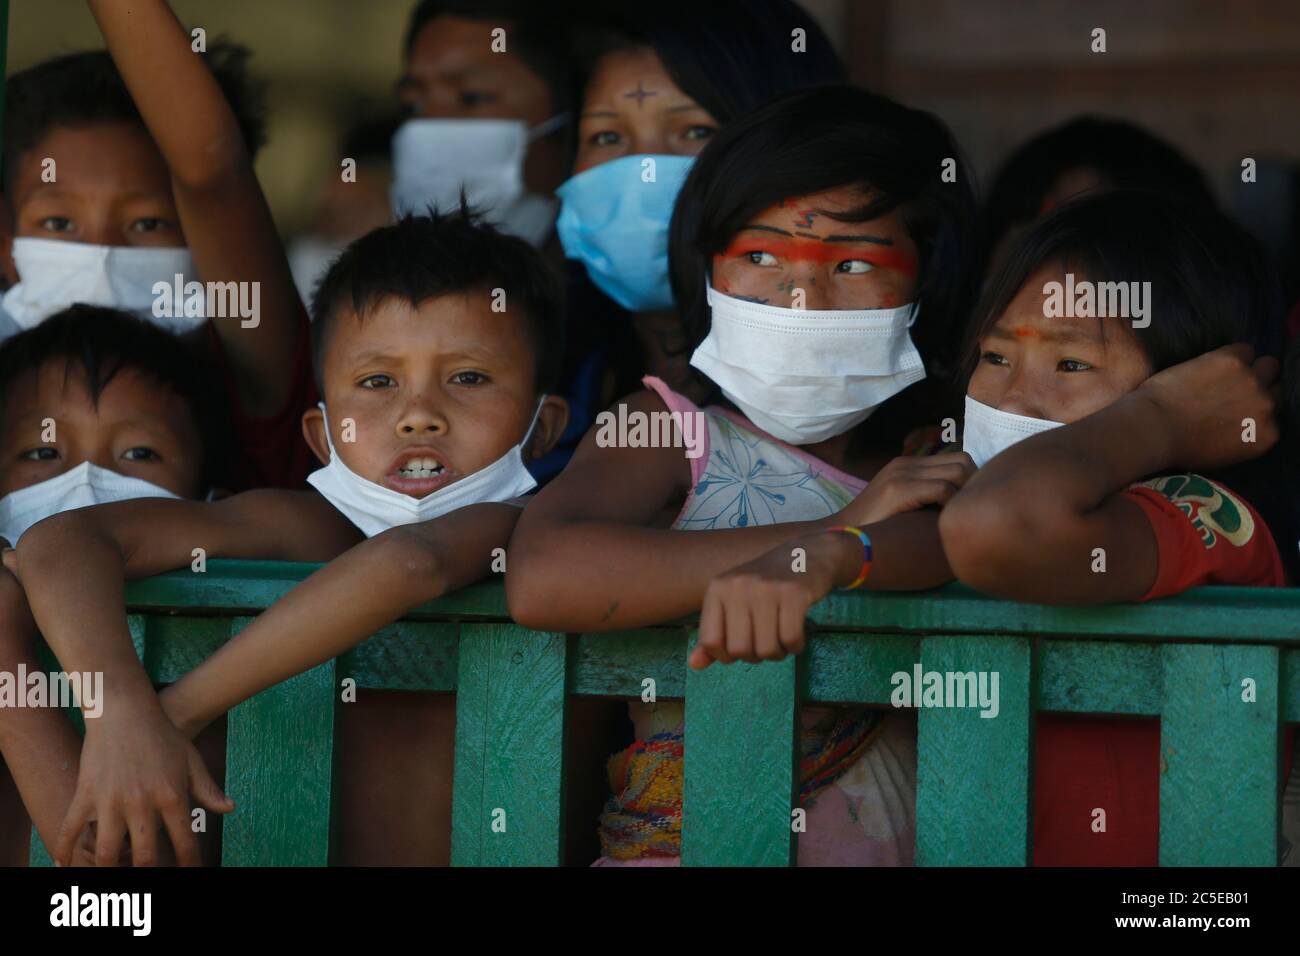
[93,806,127,868]
[1,548,16,575]
[1251,352,1280,386]
[695,590,726,667]
[777,597,808,658]
[161,801,201,867]
[722,598,754,665]
[126,807,160,867]
[54,794,95,866]
[189,750,235,814]
[750,595,783,662]
[687,644,714,670]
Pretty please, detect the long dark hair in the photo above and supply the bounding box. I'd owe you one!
[668,84,978,447]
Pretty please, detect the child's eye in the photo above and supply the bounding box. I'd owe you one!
[450,371,487,386]
[359,374,395,389]
[39,216,75,233]
[458,90,496,109]
[682,125,716,141]
[1058,358,1093,372]
[20,447,59,461]
[121,446,160,462]
[980,350,1009,367]
[835,259,875,275]
[745,251,779,267]
[129,218,170,233]
[590,129,620,147]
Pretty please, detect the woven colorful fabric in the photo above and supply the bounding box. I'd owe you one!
[800,709,885,803]
[598,732,684,860]
[597,708,884,860]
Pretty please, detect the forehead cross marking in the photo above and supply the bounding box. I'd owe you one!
[623,81,659,108]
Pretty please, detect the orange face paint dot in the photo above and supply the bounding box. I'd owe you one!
[1012,326,1040,338]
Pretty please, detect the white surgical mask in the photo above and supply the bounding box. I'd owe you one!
[688,285,926,445]
[961,395,1064,467]
[307,400,544,537]
[389,115,568,248]
[2,237,202,334]
[0,461,181,546]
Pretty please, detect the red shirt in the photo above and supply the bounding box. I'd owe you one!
[203,309,319,491]
[1033,474,1291,865]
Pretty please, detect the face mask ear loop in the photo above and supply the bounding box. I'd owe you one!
[520,395,548,455]
[317,402,343,462]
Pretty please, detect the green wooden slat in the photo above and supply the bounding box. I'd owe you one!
[806,583,1300,644]
[571,629,687,698]
[916,635,1034,866]
[802,631,919,705]
[126,563,1300,644]
[1038,640,1162,716]
[141,615,231,684]
[222,619,336,866]
[682,634,798,866]
[338,621,457,692]
[27,831,51,868]
[1159,643,1280,866]
[1283,650,1299,724]
[451,624,568,866]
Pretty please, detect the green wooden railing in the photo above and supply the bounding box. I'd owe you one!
[25,559,1300,867]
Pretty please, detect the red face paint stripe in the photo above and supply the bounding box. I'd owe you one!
[721,237,917,275]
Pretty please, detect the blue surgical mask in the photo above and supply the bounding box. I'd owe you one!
[555,154,694,312]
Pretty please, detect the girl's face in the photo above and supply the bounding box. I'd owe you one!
[574,47,718,173]
[710,187,919,311]
[968,263,1154,424]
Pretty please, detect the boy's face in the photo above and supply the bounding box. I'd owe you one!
[967,263,1154,424]
[399,15,566,196]
[0,360,204,498]
[304,292,565,498]
[1,122,183,285]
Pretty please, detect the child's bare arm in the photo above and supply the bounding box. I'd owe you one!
[692,509,955,668]
[508,390,973,632]
[89,0,301,415]
[941,345,1279,604]
[160,502,522,738]
[6,491,357,866]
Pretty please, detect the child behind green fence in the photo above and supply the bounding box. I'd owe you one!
[0,208,569,866]
[701,191,1298,866]
[0,305,229,865]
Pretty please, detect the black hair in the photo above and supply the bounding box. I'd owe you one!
[0,305,231,495]
[966,189,1300,580]
[668,84,977,446]
[980,116,1216,276]
[3,44,267,194]
[404,0,583,123]
[575,0,846,126]
[310,206,565,394]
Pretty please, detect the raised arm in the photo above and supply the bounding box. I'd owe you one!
[89,0,303,415]
[940,344,1280,604]
[507,390,973,631]
[160,502,521,738]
